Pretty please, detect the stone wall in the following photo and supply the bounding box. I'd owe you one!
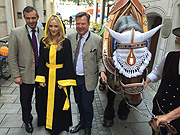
[0,0,8,39]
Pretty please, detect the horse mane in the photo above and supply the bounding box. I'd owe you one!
[114,15,143,33]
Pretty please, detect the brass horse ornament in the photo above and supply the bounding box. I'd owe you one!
[100,0,163,127]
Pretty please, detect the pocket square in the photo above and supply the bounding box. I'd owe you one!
[90,49,96,52]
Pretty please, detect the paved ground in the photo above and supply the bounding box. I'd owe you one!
[0,26,155,135]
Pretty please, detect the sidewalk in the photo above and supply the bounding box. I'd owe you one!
[0,26,155,135]
[0,77,155,135]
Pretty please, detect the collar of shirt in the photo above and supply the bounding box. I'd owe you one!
[26,25,38,36]
[78,31,89,42]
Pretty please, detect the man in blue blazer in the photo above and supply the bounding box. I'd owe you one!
[67,12,107,135]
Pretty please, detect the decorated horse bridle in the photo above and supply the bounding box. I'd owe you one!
[120,79,145,94]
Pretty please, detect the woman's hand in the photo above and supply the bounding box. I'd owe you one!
[156,115,169,127]
[39,82,46,87]
[156,107,180,126]
[58,85,64,89]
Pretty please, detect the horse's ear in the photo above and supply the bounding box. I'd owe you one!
[105,24,163,44]
[143,24,163,41]
[105,26,123,43]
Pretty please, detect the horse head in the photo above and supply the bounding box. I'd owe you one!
[104,15,163,106]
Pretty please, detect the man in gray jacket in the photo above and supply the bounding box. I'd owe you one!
[8,6,44,133]
[67,12,107,135]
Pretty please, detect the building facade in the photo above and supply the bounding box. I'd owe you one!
[0,0,9,40]
[139,0,180,92]
[0,0,55,40]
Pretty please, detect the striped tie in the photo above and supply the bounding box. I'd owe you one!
[32,30,38,67]
[73,36,82,72]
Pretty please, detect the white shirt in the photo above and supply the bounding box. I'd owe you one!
[147,53,168,82]
[26,25,40,56]
[75,31,89,75]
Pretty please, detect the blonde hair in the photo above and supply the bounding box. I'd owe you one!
[43,15,64,51]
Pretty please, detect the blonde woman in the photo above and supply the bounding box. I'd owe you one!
[35,14,76,135]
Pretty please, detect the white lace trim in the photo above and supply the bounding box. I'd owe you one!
[113,47,151,78]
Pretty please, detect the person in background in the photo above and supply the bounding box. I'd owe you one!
[35,14,76,135]
[37,19,44,30]
[69,16,73,28]
[145,27,180,135]
[8,6,44,133]
[67,12,107,135]
[56,12,62,20]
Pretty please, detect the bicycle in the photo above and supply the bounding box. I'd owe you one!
[0,40,11,80]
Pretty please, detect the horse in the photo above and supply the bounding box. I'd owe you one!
[100,0,163,127]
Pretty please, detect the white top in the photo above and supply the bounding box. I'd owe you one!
[76,31,89,75]
[147,53,168,82]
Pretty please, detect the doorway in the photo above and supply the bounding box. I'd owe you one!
[147,16,162,72]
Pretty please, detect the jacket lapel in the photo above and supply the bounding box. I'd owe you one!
[83,32,92,53]
[25,25,34,49]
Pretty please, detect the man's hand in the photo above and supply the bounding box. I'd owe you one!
[39,82,46,87]
[100,72,107,83]
[14,77,22,85]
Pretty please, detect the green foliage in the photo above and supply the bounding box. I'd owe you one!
[59,0,93,6]
[90,22,102,34]
[86,0,93,6]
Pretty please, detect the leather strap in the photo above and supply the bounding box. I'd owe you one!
[131,29,135,43]
[149,118,161,135]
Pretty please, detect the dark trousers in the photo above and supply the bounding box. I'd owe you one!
[20,83,36,124]
[73,76,94,130]
[69,22,72,28]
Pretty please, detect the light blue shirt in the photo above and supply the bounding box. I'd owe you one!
[26,25,40,56]
[76,31,89,75]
